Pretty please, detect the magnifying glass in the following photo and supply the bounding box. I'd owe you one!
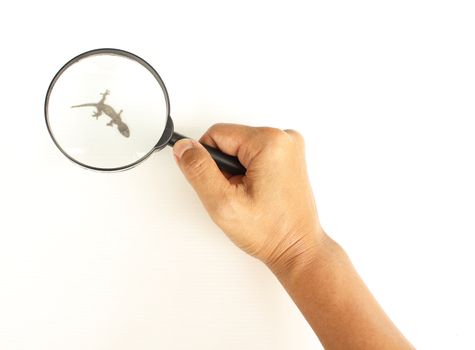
[44,48,246,175]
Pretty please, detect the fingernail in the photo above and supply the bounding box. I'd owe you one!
[173,139,195,159]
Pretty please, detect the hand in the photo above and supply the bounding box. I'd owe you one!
[173,124,414,349]
[173,124,326,272]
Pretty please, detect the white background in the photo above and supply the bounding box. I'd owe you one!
[1,1,474,349]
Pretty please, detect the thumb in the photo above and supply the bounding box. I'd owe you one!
[173,139,230,207]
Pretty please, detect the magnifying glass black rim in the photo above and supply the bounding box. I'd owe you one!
[44,48,172,172]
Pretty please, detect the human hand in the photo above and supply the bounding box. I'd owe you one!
[173,124,414,349]
[173,124,326,273]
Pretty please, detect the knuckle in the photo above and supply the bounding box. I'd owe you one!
[260,127,291,146]
[285,129,305,148]
[206,123,227,136]
[242,127,308,165]
[260,127,284,137]
[255,127,294,160]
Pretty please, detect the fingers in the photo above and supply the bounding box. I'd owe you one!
[199,123,256,151]
[200,124,302,168]
[189,124,304,186]
[199,124,259,168]
[173,139,231,210]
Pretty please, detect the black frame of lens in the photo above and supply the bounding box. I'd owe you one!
[44,48,173,172]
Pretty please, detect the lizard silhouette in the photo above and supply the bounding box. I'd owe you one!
[71,90,130,138]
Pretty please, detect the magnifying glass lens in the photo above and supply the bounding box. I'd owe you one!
[46,52,168,170]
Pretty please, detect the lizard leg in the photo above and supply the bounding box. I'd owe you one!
[92,111,102,119]
[106,120,113,126]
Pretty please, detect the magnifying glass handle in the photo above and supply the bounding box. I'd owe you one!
[169,132,246,176]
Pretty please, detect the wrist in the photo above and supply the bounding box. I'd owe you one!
[266,230,343,282]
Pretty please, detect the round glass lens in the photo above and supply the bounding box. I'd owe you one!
[46,50,168,170]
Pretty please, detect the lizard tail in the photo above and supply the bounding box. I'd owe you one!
[71,103,97,108]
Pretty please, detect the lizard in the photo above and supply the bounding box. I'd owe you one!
[71,90,130,138]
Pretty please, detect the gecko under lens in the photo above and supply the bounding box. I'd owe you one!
[45,49,169,171]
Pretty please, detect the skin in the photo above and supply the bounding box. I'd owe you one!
[172,124,414,350]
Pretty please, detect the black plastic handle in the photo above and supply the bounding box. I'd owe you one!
[168,132,246,175]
